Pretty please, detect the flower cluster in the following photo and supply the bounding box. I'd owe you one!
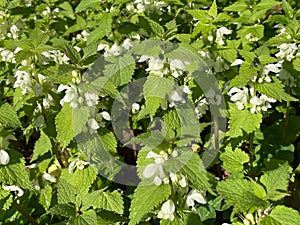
[228,86,276,113]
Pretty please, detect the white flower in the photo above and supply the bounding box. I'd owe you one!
[206,87,222,105]
[32,179,40,190]
[97,43,109,52]
[3,185,24,197]
[57,84,79,108]
[278,69,297,87]
[143,151,168,184]
[195,98,208,119]
[81,30,89,42]
[1,49,15,63]
[231,59,244,66]
[42,6,51,16]
[228,87,249,110]
[76,160,89,170]
[216,27,232,46]
[88,118,100,133]
[183,85,192,94]
[123,38,133,50]
[42,173,56,182]
[275,43,298,61]
[0,150,9,165]
[14,70,31,94]
[245,33,259,42]
[100,111,111,121]
[186,189,206,209]
[157,200,175,221]
[84,93,98,107]
[10,25,19,39]
[132,103,140,112]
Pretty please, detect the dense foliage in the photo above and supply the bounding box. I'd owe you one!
[0,0,300,224]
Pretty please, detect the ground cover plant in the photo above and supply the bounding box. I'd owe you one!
[0,0,300,224]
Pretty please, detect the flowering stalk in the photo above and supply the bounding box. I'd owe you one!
[12,201,40,225]
[249,132,255,178]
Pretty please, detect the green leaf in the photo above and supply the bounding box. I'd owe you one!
[255,77,298,102]
[0,150,33,190]
[129,183,171,225]
[224,1,248,11]
[104,54,135,86]
[208,0,217,18]
[64,42,81,65]
[164,150,211,191]
[39,185,53,210]
[75,0,99,13]
[218,49,237,63]
[94,190,124,214]
[0,189,13,211]
[57,179,78,204]
[292,58,300,71]
[220,146,249,173]
[254,0,280,10]
[260,206,300,225]
[143,75,174,117]
[0,103,21,129]
[73,209,98,225]
[228,104,262,138]
[282,0,294,19]
[55,104,90,148]
[87,14,112,44]
[230,62,257,87]
[145,17,165,37]
[60,166,97,194]
[187,10,210,23]
[259,164,290,201]
[50,204,76,217]
[31,131,52,162]
[217,178,266,212]
[99,129,118,155]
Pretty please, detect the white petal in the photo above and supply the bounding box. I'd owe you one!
[231,59,244,66]
[143,163,159,178]
[101,111,111,121]
[0,150,9,165]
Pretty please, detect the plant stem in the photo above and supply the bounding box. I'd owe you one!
[52,141,66,168]
[249,132,255,178]
[283,100,290,143]
[12,201,40,225]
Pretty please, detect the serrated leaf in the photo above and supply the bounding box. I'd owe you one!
[104,54,135,86]
[31,131,52,162]
[50,204,76,217]
[228,104,262,138]
[94,190,124,214]
[57,178,78,204]
[87,14,112,44]
[254,0,280,10]
[224,1,248,11]
[145,17,165,37]
[230,62,257,87]
[0,189,12,211]
[129,183,171,225]
[60,166,97,194]
[0,103,21,129]
[220,147,249,173]
[260,205,300,225]
[75,0,99,13]
[217,178,266,212]
[55,104,90,148]
[208,0,217,18]
[39,185,52,210]
[282,0,294,19]
[218,49,237,63]
[292,58,300,71]
[143,75,174,117]
[99,129,118,155]
[164,150,211,191]
[255,77,298,102]
[187,10,210,23]
[73,209,98,225]
[64,42,81,65]
[259,164,290,201]
[0,150,33,190]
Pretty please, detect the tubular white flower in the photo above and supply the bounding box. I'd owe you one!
[14,70,32,94]
[42,173,56,182]
[76,160,89,170]
[216,27,232,46]
[3,185,24,197]
[186,189,206,209]
[88,118,100,132]
[157,199,175,221]
[10,25,19,39]
[132,103,140,112]
[0,150,9,165]
[100,111,111,121]
[231,59,244,66]
[275,43,298,61]
[84,92,98,107]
